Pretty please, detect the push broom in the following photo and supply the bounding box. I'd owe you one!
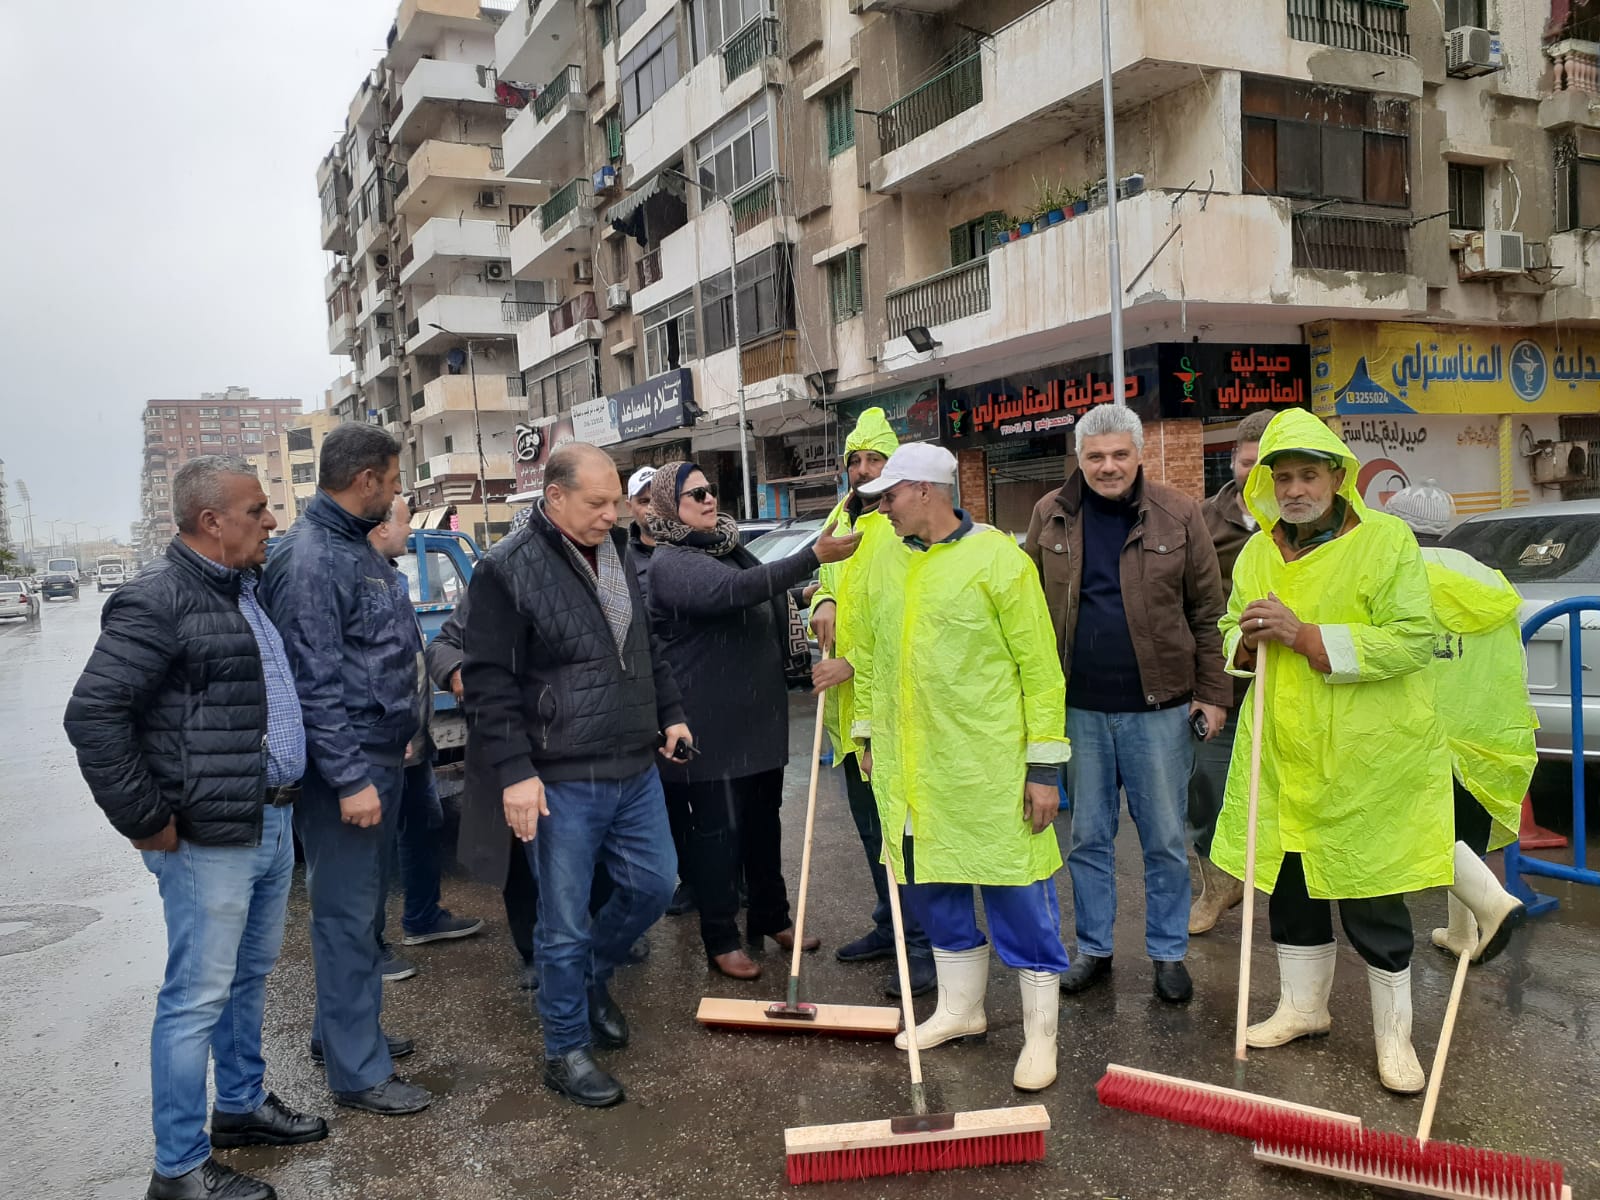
[783,851,1050,1184]
[696,651,900,1038]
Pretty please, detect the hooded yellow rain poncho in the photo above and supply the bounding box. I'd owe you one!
[1210,409,1453,899]
[1419,546,1538,850]
[809,408,900,764]
[852,524,1070,885]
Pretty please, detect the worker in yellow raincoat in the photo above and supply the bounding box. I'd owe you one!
[807,408,935,998]
[1209,409,1452,1096]
[850,442,1071,1093]
[1384,480,1535,964]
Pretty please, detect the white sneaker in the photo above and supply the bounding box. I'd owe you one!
[895,945,988,1051]
[1012,970,1059,1091]
[1368,965,1426,1094]
[1246,943,1335,1048]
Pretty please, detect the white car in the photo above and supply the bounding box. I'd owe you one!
[0,579,38,621]
[97,564,126,592]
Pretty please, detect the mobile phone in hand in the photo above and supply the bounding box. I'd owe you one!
[1188,710,1209,741]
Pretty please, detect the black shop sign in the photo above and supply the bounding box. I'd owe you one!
[940,343,1309,447]
[614,368,696,442]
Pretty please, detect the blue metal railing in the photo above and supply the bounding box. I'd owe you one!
[1504,596,1600,916]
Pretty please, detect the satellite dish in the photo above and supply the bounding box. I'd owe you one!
[375,253,390,268]
[446,348,467,370]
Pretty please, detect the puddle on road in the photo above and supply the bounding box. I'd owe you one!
[0,903,100,956]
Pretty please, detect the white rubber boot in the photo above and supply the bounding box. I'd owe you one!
[1368,965,1426,1094]
[1430,893,1478,959]
[1012,970,1059,1092]
[895,945,988,1051]
[1245,943,1335,1048]
[1449,841,1526,964]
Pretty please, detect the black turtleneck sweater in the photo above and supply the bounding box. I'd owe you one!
[1067,486,1144,712]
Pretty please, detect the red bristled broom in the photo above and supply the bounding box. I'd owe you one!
[782,852,1048,1184]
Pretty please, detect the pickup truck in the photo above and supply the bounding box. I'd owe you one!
[395,529,481,789]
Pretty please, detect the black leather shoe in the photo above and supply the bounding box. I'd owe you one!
[625,937,650,965]
[210,1093,328,1149]
[886,954,937,999]
[543,1048,624,1108]
[309,1033,413,1065]
[1153,959,1194,1004]
[332,1074,432,1115]
[519,960,539,990]
[589,985,630,1049]
[1060,954,1113,995]
[146,1157,275,1200]
[666,881,696,915]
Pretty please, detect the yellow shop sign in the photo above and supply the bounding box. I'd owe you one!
[1306,321,1600,416]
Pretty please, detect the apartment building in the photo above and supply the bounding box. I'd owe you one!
[329,0,1599,533]
[137,389,305,548]
[248,406,343,529]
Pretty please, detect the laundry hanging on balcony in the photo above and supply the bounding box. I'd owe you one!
[496,80,532,109]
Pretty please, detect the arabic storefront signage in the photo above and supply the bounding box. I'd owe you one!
[612,368,696,442]
[1307,321,1600,416]
[833,385,942,457]
[514,416,574,494]
[571,396,620,447]
[941,344,1309,447]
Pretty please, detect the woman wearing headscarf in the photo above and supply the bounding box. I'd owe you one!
[646,462,859,979]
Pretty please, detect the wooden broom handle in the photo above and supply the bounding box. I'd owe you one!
[1235,644,1268,1062]
[883,850,925,1098]
[787,650,830,984]
[1417,944,1472,1144]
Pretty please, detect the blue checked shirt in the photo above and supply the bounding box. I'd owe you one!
[240,574,307,787]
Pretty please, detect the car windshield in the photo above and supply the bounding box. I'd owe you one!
[745,521,825,563]
[0,582,23,593]
[1441,514,1600,584]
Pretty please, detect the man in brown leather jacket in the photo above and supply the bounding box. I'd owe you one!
[1188,409,1274,935]
[1024,404,1229,1004]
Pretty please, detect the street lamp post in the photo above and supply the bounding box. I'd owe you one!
[1099,0,1127,405]
[662,167,754,521]
[429,324,529,545]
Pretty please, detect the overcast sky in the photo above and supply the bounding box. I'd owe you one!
[0,0,398,543]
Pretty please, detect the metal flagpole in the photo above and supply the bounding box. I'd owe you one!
[1099,0,1127,405]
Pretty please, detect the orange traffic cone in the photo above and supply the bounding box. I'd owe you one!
[1518,794,1568,851]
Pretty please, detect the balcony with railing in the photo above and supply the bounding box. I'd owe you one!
[723,16,781,83]
[327,310,357,356]
[730,174,782,235]
[405,293,522,355]
[421,450,516,486]
[878,52,982,155]
[1286,0,1409,57]
[399,217,514,284]
[395,140,529,217]
[885,257,991,338]
[392,57,501,144]
[1290,210,1409,273]
[495,0,582,89]
[636,248,663,291]
[1548,39,1599,93]
[412,372,524,424]
[503,64,587,181]
[508,177,596,279]
[741,331,800,386]
[517,291,602,369]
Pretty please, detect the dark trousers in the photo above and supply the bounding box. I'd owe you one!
[503,829,617,967]
[296,759,405,1094]
[665,787,691,885]
[375,762,446,950]
[665,767,791,958]
[1268,851,1413,972]
[843,755,930,957]
[1187,716,1237,858]
[1454,779,1492,856]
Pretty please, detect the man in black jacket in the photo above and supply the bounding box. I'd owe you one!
[465,442,689,1108]
[65,456,326,1200]
[260,424,430,1117]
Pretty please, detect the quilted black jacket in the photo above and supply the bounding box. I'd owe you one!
[63,538,271,846]
[463,509,685,788]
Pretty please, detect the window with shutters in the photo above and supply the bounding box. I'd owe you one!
[617,0,645,34]
[643,292,700,376]
[1242,78,1410,208]
[735,244,794,342]
[824,81,855,158]
[621,15,681,127]
[606,113,624,161]
[828,247,863,322]
[597,0,612,45]
[702,269,735,355]
[948,212,1003,266]
[1555,133,1600,233]
[1447,163,1485,230]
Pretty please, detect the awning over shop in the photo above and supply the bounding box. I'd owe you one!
[604,169,687,227]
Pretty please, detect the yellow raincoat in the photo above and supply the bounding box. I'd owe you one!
[853,525,1070,885]
[1420,546,1538,850]
[1210,409,1453,899]
[809,408,900,763]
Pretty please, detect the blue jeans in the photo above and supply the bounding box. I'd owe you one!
[142,805,294,1178]
[528,768,677,1059]
[296,759,405,1093]
[375,762,446,946]
[1065,706,1193,961]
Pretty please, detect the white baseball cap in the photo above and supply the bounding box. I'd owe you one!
[857,442,958,496]
[627,465,657,499]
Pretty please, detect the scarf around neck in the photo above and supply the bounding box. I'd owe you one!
[646,459,742,556]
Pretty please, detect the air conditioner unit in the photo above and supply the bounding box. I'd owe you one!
[606,283,631,311]
[485,261,510,281]
[1461,229,1526,278]
[573,259,594,284]
[477,189,503,209]
[375,312,393,328]
[1447,27,1502,78]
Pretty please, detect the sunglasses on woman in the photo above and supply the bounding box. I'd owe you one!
[682,484,718,503]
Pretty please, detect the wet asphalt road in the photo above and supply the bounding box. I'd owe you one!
[4,591,1600,1200]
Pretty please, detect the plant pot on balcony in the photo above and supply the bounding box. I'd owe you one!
[995,231,1011,245]
[1046,209,1065,225]
[1018,221,1034,236]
